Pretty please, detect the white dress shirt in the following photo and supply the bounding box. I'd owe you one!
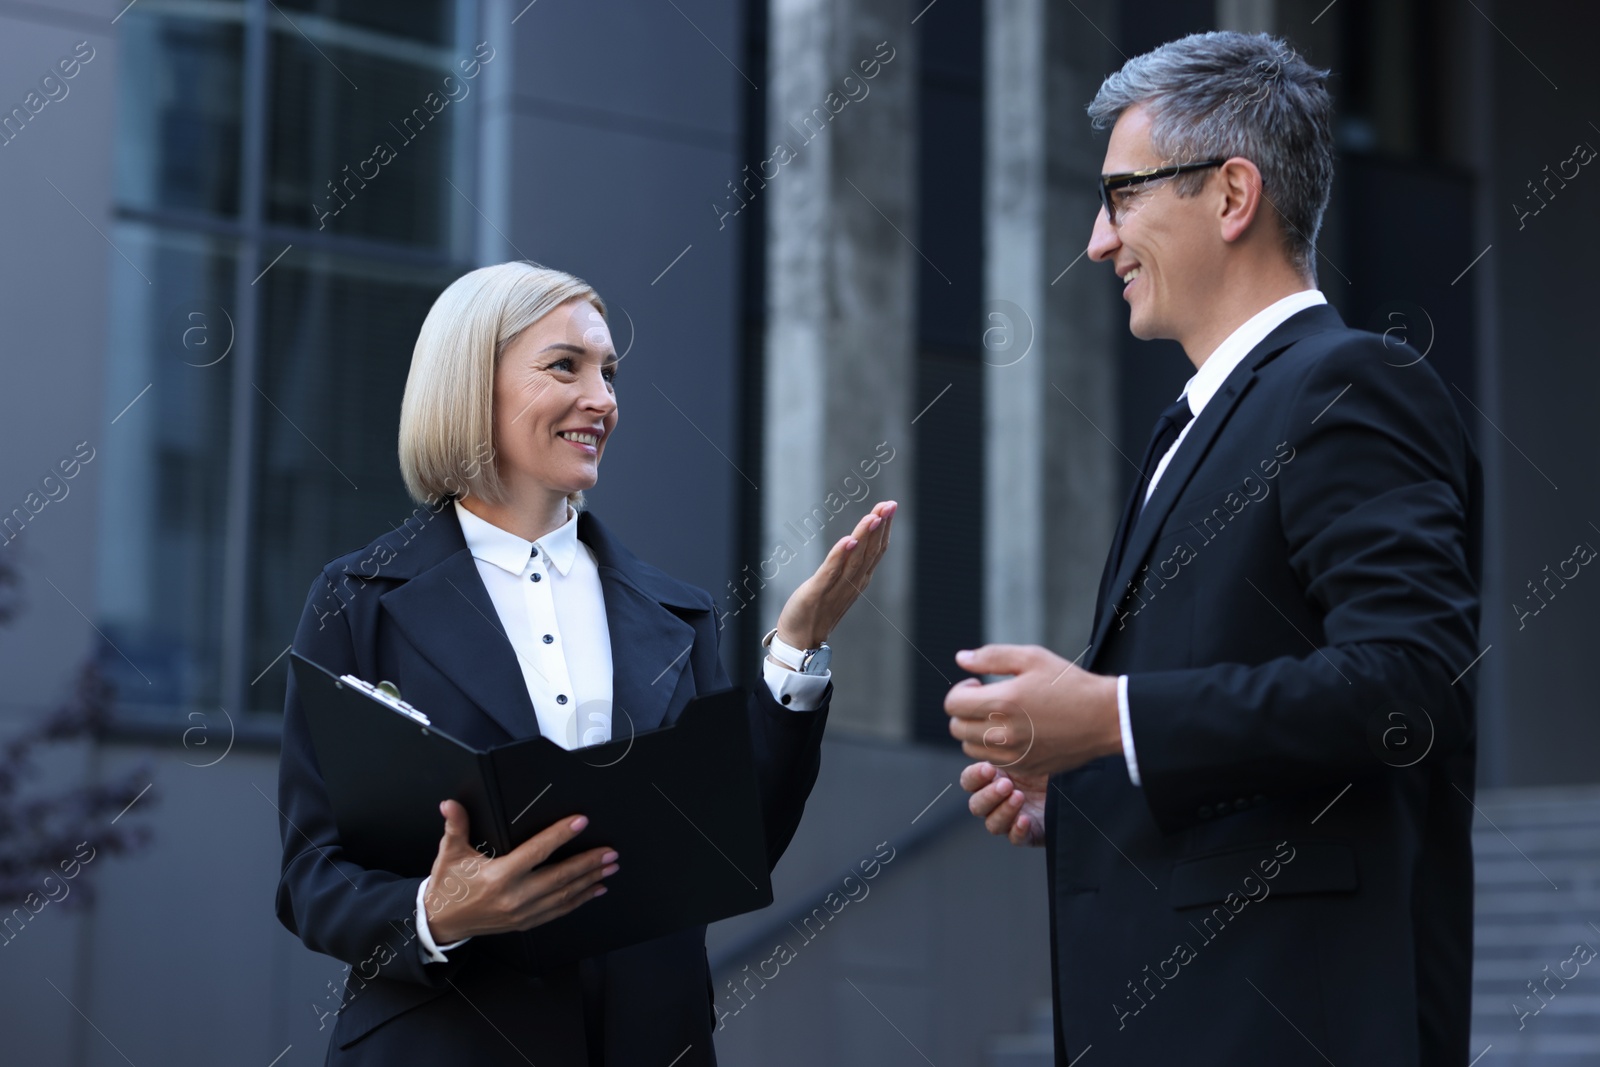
[416,500,831,962]
[1117,290,1327,786]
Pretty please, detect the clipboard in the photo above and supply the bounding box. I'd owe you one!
[290,651,773,969]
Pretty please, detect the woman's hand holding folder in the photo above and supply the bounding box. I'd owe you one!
[423,800,620,943]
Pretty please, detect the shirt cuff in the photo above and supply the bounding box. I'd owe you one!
[1117,674,1141,787]
[415,876,470,964]
[761,654,830,711]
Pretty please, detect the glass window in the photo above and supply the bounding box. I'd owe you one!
[104,0,467,724]
[113,3,245,218]
[266,14,461,247]
[96,224,238,718]
[277,0,455,47]
[246,250,457,714]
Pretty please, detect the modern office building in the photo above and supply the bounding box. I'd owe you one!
[0,0,1594,1063]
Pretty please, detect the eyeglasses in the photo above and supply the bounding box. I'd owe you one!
[1098,159,1227,225]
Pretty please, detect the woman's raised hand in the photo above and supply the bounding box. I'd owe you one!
[423,800,618,944]
[773,500,897,649]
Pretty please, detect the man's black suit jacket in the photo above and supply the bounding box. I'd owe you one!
[1047,303,1481,1065]
[275,504,830,1066]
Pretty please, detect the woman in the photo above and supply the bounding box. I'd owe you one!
[275,262,895,1065]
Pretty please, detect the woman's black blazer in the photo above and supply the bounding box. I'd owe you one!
[274,502,831,1065]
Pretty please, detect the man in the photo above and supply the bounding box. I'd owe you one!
[947,32,1481,1066]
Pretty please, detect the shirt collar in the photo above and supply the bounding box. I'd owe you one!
[453,499,581,577]
[1181,289,1327,417]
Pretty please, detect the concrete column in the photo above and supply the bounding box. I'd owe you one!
[762,0,916,739]
[1216,0,1276,33]
[984,0,1121,656]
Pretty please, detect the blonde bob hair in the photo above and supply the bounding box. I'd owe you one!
[399,261,607,508]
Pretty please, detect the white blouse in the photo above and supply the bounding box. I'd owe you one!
[455,499,616,749]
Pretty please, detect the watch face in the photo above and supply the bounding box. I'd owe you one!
[803,645,831,674]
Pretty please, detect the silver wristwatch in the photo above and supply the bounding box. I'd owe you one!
[762,627,832,675]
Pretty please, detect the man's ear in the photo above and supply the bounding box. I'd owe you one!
[1217,157,1266,244]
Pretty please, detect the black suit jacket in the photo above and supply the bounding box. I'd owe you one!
[275,504,831,1066]
[1046,304,1481,1065]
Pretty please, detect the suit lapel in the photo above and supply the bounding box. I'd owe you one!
[381,547,544,740]
[583,513,699,737]
[1086,373,1257,653]
[1088,304,1346,655]
[1097,462,1149,617]
[597,566,696,736]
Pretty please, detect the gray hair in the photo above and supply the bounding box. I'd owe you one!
[1086,32,1334,281]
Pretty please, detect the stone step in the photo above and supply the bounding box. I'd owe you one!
[1475,957,1600,980]
[1476,891,1600,914]
[1470,786,1600,1064]
[1474,994,1600,1014]
[1473,923,1600,948]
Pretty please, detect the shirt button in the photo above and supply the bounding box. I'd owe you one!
[543,634,554,644]
[556,694,568,705]
[781,694,792,706]
[530,573,542,582]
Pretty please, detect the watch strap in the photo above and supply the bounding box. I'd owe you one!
[763,627,826,673]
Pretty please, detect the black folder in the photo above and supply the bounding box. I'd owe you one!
[290,652,773,969]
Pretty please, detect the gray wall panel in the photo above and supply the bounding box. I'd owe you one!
[504,111,746,646]
[0,16,117,715]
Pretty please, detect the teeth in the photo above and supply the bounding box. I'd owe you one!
[1123,268,1141,284]
[560,431,599,446]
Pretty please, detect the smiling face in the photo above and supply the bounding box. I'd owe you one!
[489,297,618,507]
[1087,104,1220,348]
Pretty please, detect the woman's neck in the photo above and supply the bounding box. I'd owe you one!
[458,490,571,544]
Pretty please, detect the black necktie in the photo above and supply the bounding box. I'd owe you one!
[1137,395,1195,511]
[1110,395,1195,578]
